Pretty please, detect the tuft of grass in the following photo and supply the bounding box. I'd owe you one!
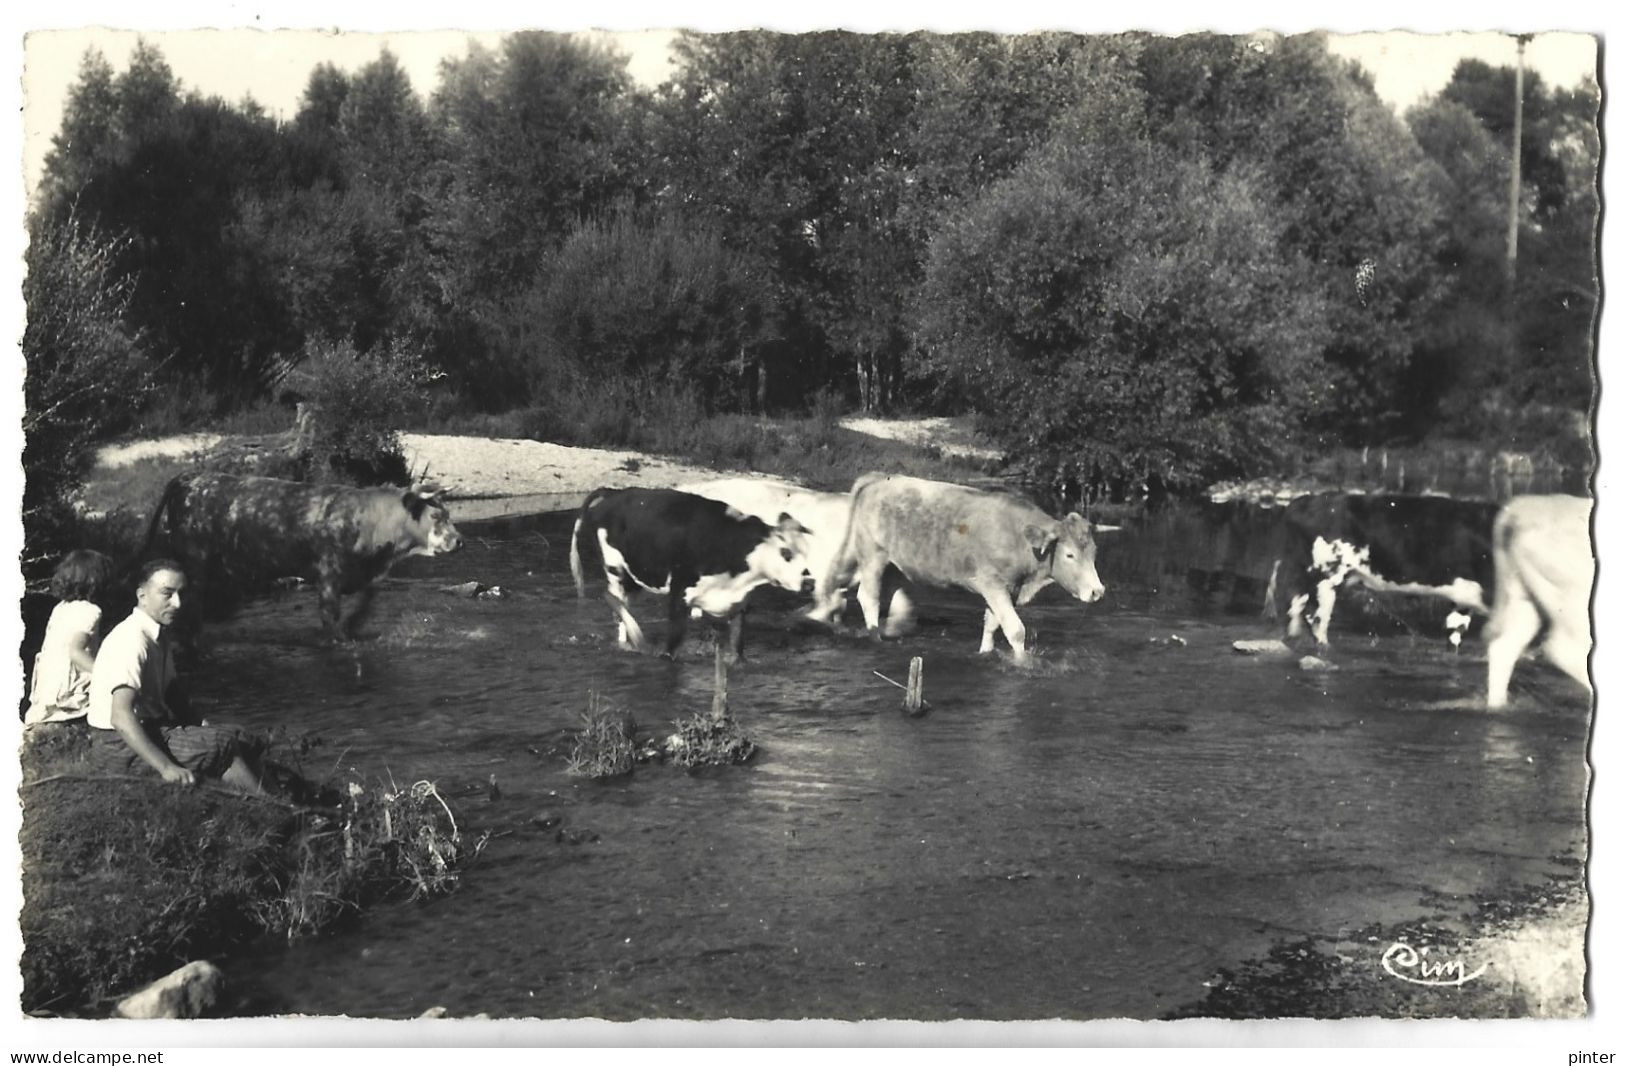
[666,709,757,769]
[254,776,482,940]
[565,691,641,779]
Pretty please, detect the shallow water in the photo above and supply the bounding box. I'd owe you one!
[198,509,1589,1020]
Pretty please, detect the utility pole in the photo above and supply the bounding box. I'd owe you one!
[1505,33,1531,285]
[1501,33,1532,392]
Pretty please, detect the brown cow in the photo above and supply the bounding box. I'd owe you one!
[1484,494,1593,709]
[824,473,1105,662]
[143,472,462,639]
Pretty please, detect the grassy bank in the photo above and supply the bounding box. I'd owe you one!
[19,726,481,1017]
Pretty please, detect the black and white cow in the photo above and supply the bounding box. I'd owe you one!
[568,487,813,660]
[1273,492,1500,646]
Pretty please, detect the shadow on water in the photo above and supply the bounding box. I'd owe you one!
[192,504,1588,1020]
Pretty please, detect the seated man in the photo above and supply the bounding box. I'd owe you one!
[87,558,269,795]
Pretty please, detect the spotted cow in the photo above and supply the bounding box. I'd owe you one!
[142,472,462,640]
[1273,492,1499,647]
[568,487,813,660]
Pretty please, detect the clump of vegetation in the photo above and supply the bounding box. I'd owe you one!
[564,691,758,776]
[281,336,434,486]
[666,709,757,768]
[18,725,481,1016]
[255,776,479,939]
[565,692,642,779]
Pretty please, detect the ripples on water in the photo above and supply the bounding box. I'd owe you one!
[200,510,1589,1020]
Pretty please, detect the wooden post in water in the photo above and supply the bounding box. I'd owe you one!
[712,641,729,718]
[904,656,924,715]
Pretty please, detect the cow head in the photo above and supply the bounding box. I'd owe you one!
[1028,512,1105,603]
[402,485,463,556]
[749,512,815,593]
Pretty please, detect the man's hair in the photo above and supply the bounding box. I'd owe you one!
[136,557,187,587]
[50,549,115,602]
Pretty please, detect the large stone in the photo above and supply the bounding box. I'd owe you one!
[114,961,225,1019]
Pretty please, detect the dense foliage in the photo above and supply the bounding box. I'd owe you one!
[24,30,1598,515]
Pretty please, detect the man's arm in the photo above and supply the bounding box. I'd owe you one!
[109,687,194,787]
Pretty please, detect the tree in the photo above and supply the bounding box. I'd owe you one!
[531,208,772,407]
[35,42,302,408]
[422,33,636,405]
[1136,32,1449,442]
[918,123,1331,493]
[21,211,154,567]
[1408,69,1599,433]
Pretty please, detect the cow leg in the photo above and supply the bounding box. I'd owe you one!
[1543,624,1593,696]
[343,585,379,639]
[982,588,1029,662]
[979,609,999,654]
[1285,592,1310,640]
[856,558,888,634]
[1310,576,1338,646]
[316,566,347,642]
[661,589,692,659]
[1485,594,1540,710]
[1262,560,1280,619]
[604,571,645,651]
[726,611,747,663]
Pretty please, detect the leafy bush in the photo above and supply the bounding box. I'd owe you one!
[21,210,155,573]
[283,336,433,485]
[917,122,1332,494]
[531,208,772,407]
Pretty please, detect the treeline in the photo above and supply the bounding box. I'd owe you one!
[27,30,1598,497]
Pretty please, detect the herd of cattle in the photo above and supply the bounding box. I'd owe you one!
[140,469,1594,710]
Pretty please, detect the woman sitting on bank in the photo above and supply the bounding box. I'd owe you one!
[25,549,115,726]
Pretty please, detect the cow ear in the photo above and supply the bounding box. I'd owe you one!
[1024,523,1059,561]
[777,512,810,536]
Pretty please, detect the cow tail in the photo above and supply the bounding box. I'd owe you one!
[1485,504,1519,633]
[570,488,609,599]
[822,473,885,602]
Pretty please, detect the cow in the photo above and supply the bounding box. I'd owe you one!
[823,473,1105,663]
[1484,494,1594,709]
[1271,492,1500,647]
[568,487,814,660]
[676,475,916,632]
[142,472,462,641]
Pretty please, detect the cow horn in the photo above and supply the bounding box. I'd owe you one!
[409,480,445,501]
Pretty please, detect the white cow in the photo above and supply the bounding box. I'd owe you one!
[825,473,1105,662]
[1484,494,1594,709]
[679,475,914,632]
